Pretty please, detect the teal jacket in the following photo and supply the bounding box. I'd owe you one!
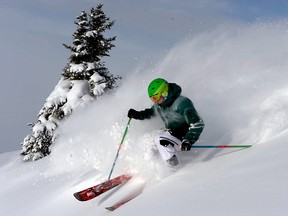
[135,83,204,143]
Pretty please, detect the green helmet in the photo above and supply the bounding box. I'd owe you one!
[148,78,169,102]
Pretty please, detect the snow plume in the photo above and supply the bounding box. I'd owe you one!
[47,20,288,181]
[156,20,288,146]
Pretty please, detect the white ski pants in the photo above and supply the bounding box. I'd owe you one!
[155,130,182,161]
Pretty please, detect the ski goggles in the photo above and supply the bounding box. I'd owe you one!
[150,83,168,103]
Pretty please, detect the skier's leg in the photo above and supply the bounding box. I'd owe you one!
[155,131,181,166]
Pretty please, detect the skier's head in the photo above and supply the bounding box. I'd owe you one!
[148,78,168,104]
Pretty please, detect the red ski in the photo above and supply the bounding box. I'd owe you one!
[73,174,132,201]
[105,183,145,211]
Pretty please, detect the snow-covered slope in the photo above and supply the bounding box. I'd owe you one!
[1,22,288,216]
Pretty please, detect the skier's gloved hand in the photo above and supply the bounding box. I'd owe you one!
[181,139,193,151]
[127,109,139,119]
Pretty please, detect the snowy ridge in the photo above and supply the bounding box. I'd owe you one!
[1,22,288,215]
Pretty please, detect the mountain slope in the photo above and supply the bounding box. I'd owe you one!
[1,129,287,216]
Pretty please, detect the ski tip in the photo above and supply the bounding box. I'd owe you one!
[105,206,116,211]
[73,193,88,201]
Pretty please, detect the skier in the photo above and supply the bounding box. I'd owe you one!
[128,78,204,167]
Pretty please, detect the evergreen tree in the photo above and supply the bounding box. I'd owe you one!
[62,4,117,92]
[62,10,90,80]
[21,4,118,161]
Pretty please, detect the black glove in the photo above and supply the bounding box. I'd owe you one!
[181,139,193,151]
[127,109,139,119]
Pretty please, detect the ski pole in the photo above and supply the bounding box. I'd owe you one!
[108,118,132,180]
[191,145,252,148]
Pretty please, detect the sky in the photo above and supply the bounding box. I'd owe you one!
[1,0,288,153]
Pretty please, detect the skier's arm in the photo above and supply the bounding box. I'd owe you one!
[182,101,204,143]
[127,107,155,120]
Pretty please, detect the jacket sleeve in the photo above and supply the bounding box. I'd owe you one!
[134,106,155,120]
[182,100,204,143]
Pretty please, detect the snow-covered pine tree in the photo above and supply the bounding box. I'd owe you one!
[21,4,118,161]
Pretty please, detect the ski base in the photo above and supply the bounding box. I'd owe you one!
[73,174,132,201]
